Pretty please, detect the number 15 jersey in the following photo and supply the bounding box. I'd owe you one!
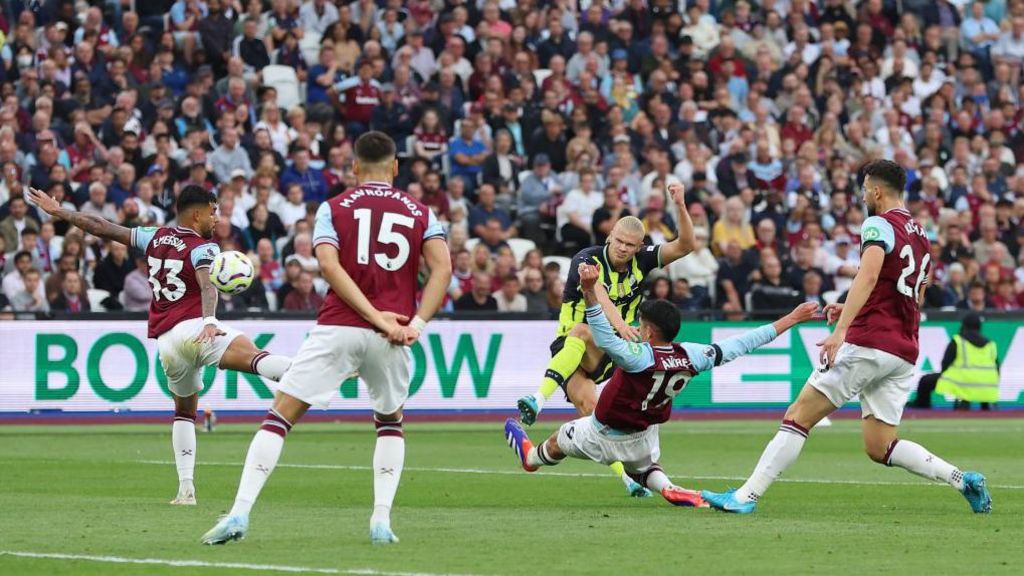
[131,226,220,338]
[313,181,445,330]
[845,207,931,364]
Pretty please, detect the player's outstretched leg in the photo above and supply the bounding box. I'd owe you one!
[170,393,198,505]
[218,337,292,382]
[864,418,991,513]
[518,332,589,425]
[703,385,834,513]
[370,411,405,545]
[201,395,308,544]
[630,465,707,508]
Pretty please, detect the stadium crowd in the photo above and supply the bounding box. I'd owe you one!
[0,0,1023,319]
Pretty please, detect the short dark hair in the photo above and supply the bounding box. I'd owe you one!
[639,299,681,342]
[176,184,217,214]
[354,131,396,165]
[860,159,906,196]
[14,250,32,263]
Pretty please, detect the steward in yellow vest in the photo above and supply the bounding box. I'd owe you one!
[911,314,1000,410]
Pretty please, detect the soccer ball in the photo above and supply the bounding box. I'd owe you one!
[210,251,254,295]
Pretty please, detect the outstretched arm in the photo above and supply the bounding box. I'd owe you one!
[27,187,131,246]
[682,302,820,372]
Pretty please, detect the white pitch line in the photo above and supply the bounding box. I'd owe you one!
[0,551,482,576]
[132,459,1024,490]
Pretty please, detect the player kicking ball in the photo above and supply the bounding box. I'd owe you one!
[701,159,992,514]
[201,132,451,546]
[505,262,819,506]
[517,183,696,497]
[27,185,293,506]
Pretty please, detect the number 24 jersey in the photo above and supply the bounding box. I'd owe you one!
[845,208,931,364]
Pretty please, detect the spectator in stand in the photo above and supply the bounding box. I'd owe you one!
[667,226,717,307]
[412,108,448,170]
[712,197,756,255]
[451,249,474,297]
[93,241,133,304]
[50,270,90,313]
[276,257,303,304]
[518,153,561,242]
[469,184,514,240]
[494,275,527,312]
[449,117,488,195]
[557,171,603,251]
[335,59,381,138]
[716,241,758,312]
[455,271,498,311]
[282,271,324,312]
[0,196,40,250]
[122,252,153,312]
[521,268,548,314]
[210,127,252,184]
[280,147,328,204]
[279,183,310,232]
[592,186,633,246]
[9,268,48,312]
[750,254,801,319]
[960,281,992,311]
[482,129,525,205]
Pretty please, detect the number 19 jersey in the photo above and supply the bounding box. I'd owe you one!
[845,208,931,364]
[131,226,220,338]
[313,181,445,329]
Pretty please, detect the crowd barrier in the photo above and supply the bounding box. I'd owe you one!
[2,317,1022,414]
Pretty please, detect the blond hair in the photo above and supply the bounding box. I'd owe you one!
[609,216,647,242]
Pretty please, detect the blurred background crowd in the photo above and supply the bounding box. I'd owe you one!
[0,0,1022,319]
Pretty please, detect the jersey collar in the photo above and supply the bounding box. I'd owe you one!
[362,180,393,188]
[175,225,201,237]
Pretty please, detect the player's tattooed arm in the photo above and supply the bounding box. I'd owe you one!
[27,187,132,246]
[194,273,226,343]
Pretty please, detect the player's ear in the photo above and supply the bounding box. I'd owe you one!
[353,159,361,178]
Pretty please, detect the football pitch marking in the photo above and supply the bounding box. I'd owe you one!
[0,550,482,576]
[133,460,1024,490]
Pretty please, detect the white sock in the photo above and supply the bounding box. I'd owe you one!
[735,420,809,503]
[644,468,673,492]
[172,417,196,492]
[251,352,291,382]
[528,442,562,468]
[886,439,965,491]
[533,393,546,411]
[372,419,405,525]
[229,411,291,517]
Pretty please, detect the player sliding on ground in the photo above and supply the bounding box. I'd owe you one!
[27,184,293,506]
[505,261,819,506]
[701,159,992,514]
[201,132,452,546]
[516,183,696,497]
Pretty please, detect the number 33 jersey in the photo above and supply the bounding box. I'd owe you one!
[313,181,445,330]
[131,226,220,338]
[845,208,931,364]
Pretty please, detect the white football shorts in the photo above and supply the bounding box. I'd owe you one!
[556,415,661,474]
[275,324,410,414]
[156,317,244,397]
[808,342,916,426]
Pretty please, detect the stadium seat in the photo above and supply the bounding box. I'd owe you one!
[506,238,536,263]
[542,256,571,282]
[464,237,480,253]
[299,31,322,69]
[262,65,302,111]
[518,170,532,185]
[533,68,552,87]
[265,290,278,312]
[823,290,840,305]
[87,288,111,312]
[275,236,290,256]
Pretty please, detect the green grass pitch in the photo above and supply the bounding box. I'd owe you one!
[0,418,1021,575]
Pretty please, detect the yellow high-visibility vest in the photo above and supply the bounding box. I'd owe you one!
[936,335,999,403]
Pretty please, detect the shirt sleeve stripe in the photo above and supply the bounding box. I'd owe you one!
[313,237,340,248]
